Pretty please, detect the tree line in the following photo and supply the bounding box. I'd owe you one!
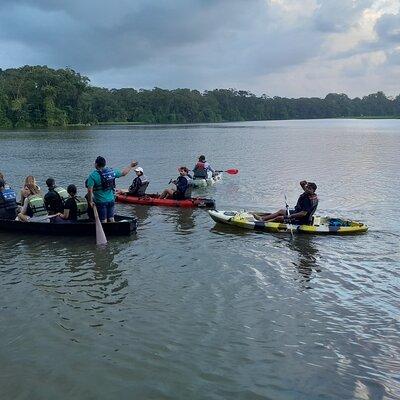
[0,65,399,128]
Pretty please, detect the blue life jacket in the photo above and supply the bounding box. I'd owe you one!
[0,188,18,219]
[96,167,116,191]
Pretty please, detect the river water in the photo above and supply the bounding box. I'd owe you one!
[0,120,399,400]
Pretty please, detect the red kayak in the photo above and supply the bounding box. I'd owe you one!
[116,192,215,208]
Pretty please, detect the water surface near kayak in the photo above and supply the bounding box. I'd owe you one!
[1,119,399,400]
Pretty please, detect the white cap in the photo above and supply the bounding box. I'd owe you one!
[134,167,144,173]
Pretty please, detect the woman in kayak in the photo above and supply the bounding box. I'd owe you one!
[160,167,192,199]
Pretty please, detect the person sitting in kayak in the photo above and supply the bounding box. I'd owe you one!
[160,167,192,199]
[44,178,69,214]
[86,156,138,223]
[0,178,18,220]
[55,184,88,223]
[17,183,48,222]
[128,167,149,196]
[193,155,215,179]
[257,181,318,225]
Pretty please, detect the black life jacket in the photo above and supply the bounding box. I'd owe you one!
[0,188,18,219]
[95,167,116,191]
[193,162,207,179]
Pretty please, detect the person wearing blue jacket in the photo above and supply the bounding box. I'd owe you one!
[160,167,192,199]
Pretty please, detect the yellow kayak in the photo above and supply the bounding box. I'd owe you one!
[209,210,368,235]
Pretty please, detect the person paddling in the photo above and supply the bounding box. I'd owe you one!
[86,156,137,223]
[160,167,192,199]
[257,181,318,225]
[193,155,215,179]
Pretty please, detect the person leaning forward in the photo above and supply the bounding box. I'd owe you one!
[256,181,318,225]
[86,156,137,223]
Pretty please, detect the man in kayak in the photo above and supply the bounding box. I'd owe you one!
[86,156,138,223]
[0,178,18,220]
[160,166,192,199]
[128,167,149,196]
[256,181,318,225]
[44,178,69,215]
[193,155,215,179]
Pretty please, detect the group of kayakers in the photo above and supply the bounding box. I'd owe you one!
[0,154,319,226]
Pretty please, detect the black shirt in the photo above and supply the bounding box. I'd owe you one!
[64,197,78,221]
[44,188,63,213]
[294,192,319,221]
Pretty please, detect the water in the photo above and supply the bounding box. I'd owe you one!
[0,120,399,400]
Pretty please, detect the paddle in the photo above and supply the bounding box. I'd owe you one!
[216,169,239,175]
[284,194,294,238]
[92,204,107,246]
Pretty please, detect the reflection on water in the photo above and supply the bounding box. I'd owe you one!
[1,120,400,400]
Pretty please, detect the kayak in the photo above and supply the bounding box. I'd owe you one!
[192,172,223,188]
[116,192,215,208]
[0,215,137,236]
[209,210,368,235]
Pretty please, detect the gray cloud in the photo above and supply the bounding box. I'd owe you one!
[0,0,398,96]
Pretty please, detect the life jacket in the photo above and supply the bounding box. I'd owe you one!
[27,194,47,217]
[182,176,192,199]
[53,186,69,205]
[193,162,207,179]
[74,196,89,221]
[0,188,18,219]
[129,176,149,196]
[95,167,116,191]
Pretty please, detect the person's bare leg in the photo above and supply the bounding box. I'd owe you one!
[261,209,286,221]
[164,189,174,199]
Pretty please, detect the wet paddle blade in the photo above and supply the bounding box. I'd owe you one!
[225,168,239,175]
[93,206,107,246]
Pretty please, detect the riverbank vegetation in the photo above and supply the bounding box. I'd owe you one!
[1,65,399,128]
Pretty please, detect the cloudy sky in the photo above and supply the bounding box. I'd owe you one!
[0,0,399,97]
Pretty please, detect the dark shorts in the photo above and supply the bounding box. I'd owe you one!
[96,201,115,221]
[172,191,186,200]
[288,210,309,225]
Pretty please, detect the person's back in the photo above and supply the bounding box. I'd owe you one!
[44,178,69,214]
[86,156,137,222]
[0,179,18,220]
[56,184,88,222]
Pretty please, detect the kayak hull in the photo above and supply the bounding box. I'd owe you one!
[0,215,137,236]
[116,192,215,208]
[192,172,223,188]
[209,210,368,235]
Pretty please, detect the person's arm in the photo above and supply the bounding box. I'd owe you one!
[120,160,138,177]
[58,209,70,219]
[300,180,307,190]
[285,210,307,220]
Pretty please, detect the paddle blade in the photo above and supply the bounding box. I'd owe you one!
[225,168,239,175]
[93,206,107,246]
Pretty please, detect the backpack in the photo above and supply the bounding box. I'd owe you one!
[97,167,116,191]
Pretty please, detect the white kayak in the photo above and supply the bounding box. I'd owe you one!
[192,172,223,188]
[209,210,368,235]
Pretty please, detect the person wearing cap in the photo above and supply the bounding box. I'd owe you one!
[193,155,215,179]
[0,178,18,220]
[128,167,149,196]
[160,167,192,199]
[257,181,319,225]
[86,156,138,222]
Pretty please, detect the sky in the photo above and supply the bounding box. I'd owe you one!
[0,0,399,98]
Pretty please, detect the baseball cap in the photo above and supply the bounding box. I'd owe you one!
[134,167,144,173]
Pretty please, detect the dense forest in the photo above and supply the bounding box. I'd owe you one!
[0,65,399,128]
